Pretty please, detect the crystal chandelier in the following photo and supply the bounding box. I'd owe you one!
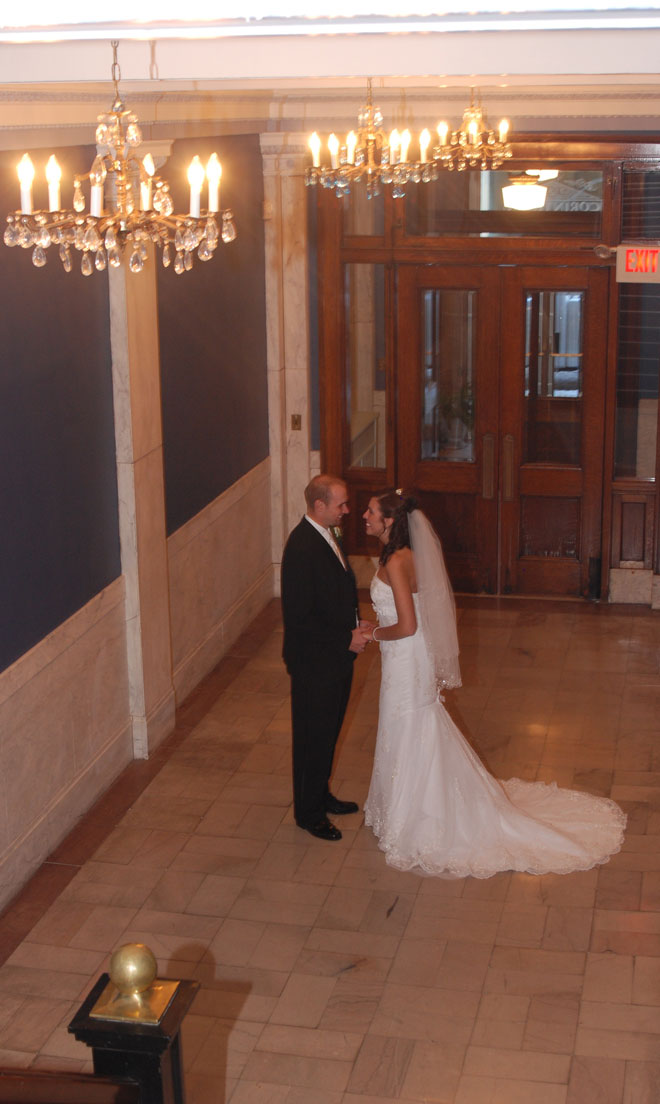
[437,90,512,172]
[306,82,512,198]
[3,42,237,276]
[306,79,438,200]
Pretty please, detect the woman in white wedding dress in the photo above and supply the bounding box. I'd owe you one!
[362,489,626,879]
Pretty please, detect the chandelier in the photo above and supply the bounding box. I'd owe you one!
[306,82,512,199]
[438,90,512,172]
[3,42,237,276]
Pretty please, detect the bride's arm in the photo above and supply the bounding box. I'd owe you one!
[369,551,417,642]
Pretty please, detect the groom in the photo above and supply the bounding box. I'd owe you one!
[281,475,369,841]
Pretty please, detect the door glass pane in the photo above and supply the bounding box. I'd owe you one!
[405,169,603,238]
[523,290,583,465]
[420,289,476,462]
[344,263,386,469]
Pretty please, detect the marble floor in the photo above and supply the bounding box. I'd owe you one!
[0,595,659,1104]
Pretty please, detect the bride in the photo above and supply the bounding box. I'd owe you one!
[361,488,626,879]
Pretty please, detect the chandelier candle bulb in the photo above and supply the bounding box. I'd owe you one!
[400,130,411,163]
[187,156,205,218]
[499,119,510,143]
[437,122,449,147]
[140,154,155,211]
[46,155,61,212]
[206,154,221,213]
[328,134,339,170]
[346,131,357,165]
[389,129,400,163]
[309,132,321,168]
[419,129,430,162]
[89,157,106,218]
[468,120,478,145]
[17,155,35,214]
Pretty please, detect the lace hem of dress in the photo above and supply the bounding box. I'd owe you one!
[364,779,627,880]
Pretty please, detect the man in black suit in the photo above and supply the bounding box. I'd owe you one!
[281,474,370,841]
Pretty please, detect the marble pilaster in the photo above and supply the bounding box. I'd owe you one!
[261,134,313,590]
[109,251,175,758]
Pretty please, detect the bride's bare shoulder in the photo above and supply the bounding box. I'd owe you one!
[386,547,416,589]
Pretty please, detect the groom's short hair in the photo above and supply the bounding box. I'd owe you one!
[304,474,345,511]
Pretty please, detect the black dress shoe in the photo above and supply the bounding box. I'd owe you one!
[299,817,342,841]
[325,794,359,816]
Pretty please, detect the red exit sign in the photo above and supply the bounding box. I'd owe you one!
[616,245,660,282]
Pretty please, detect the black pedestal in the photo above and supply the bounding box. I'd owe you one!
[69,974,199,1104]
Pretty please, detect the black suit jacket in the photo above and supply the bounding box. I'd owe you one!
[281,517,359,680]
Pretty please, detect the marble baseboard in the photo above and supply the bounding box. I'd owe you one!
[172,565,275,704]
[608,567,653,605]
[131,687,177,760]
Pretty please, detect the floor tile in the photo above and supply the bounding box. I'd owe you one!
[0,596,657,1104]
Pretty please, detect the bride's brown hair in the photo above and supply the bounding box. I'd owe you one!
[376,488,418,565]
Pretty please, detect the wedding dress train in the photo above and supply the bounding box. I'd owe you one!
[364,575,626,879]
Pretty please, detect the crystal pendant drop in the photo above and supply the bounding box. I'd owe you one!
[32,246,47,267]
[4,224,19,247]
[83,225,101,252]
[183,228,196,252]
[95,249,107,271]
[95,122,110,145]
[129,250,144,274]
[160,191,174,217]
[50,226,62,244]
[81,252,93,276]
[162,243,172,268]
[174,227,185,251]
[205,218,218,248]
[184,250,193,271]
[36,227,51,248]
[59,242,72,270]
[197,240,212,261]
[222,213,237,243]
[104,227,117,251]
[73,183,85,213]
[108,247,122,268]
[126,120,142,146]
[138,240,148,261]
[174,252,184,275]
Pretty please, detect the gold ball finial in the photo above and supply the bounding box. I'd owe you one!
[109,943,158,995]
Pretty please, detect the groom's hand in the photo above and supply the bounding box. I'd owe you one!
[349,627,370,653]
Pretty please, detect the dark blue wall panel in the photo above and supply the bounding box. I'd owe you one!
[157,135,269,535]
[0,146,121,674]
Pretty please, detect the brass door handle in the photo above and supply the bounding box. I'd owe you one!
[503,434,515,502]
[482,434,495,499]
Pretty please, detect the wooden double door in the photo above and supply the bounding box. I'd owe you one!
[336,262,609,597]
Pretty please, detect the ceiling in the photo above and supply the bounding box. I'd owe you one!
[2,11,660,150]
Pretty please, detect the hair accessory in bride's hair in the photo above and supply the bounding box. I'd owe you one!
[395,488,403,496]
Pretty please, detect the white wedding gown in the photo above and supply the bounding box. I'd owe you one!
[364,575,626,879]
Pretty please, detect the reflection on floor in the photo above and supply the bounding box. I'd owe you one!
[0,595,659,1104]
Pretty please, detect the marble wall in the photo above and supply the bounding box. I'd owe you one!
[0,577,132,911]
[168,458,275,703]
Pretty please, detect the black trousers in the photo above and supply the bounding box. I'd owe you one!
[290,666,354,827]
